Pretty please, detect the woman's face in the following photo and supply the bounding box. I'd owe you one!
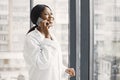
[40,7,54,23]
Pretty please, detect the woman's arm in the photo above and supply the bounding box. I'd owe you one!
[23,35,57,70]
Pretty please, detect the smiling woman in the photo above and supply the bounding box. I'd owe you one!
[32,1,69,69]
[23,4,75,80]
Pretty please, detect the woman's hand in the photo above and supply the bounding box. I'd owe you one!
[65,68,75,77]
[38,20,51,38]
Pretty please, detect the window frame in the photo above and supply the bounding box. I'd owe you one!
[69,0,90,80]
[80,0,90,80]
[69,0,76,80]
[30,0,33,28]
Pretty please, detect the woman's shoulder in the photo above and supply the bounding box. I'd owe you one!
[26,30,35,36]
[25,29,44,42]
[26,30,36,39]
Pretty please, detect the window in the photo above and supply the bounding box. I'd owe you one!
[92,0,120,80]
[0,0,30,79]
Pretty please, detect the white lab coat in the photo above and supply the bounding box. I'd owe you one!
[23,28,68,80]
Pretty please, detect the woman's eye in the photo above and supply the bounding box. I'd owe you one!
[44,13,48,15]
[51,13,53,15]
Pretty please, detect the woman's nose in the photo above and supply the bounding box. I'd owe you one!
[49,14,53,18]
[48,16,54,21]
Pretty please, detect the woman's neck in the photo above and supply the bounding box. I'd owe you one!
[36,26,53,40]
[36,26,44,34]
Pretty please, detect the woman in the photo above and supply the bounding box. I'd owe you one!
[23,4,75,80]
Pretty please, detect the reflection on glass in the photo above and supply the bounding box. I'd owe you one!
[93,0,120,80]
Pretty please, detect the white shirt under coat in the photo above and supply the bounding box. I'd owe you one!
[23,28,68,80]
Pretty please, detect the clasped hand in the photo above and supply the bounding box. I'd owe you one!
[38,19,53,39]
[65,68,75,77]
